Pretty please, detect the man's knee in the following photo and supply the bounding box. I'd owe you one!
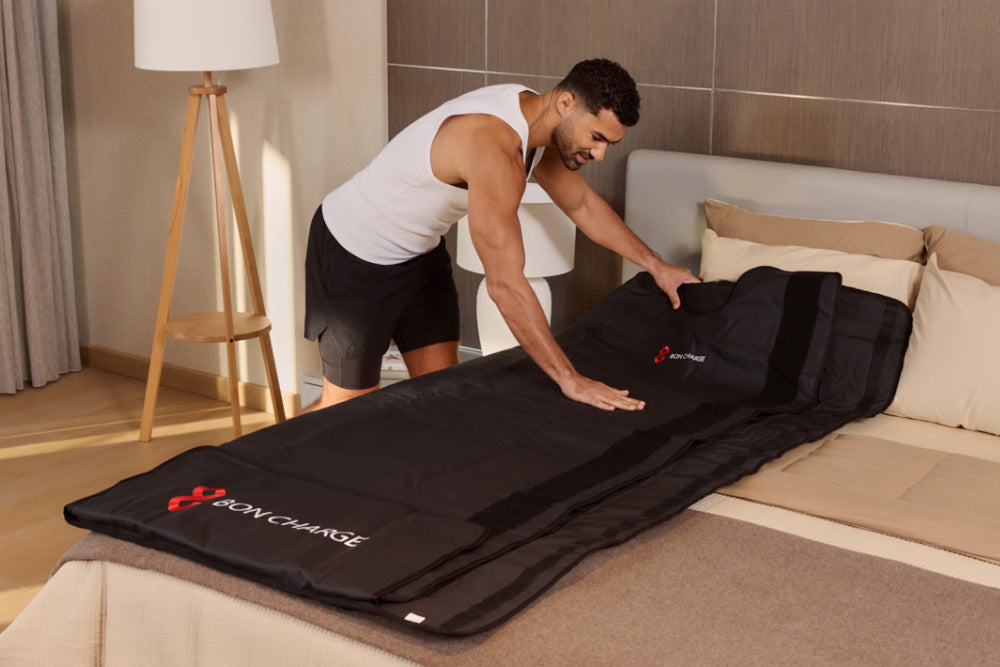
[402,341,459,377]
[298,377,379,416]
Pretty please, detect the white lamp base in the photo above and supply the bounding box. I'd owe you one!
[476,277,552,355]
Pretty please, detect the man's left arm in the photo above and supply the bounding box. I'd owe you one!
[532,151,700,308]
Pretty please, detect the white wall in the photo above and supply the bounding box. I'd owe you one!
[59,0,387,396]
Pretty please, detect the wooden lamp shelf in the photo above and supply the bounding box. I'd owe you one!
[163,312,272,344]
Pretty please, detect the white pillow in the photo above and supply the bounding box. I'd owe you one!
[886,254,1000,436]
[700,229,923,308]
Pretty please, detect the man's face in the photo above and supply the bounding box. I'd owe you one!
[552,107,626,171]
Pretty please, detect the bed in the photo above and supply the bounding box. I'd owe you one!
[3,150,1000,665]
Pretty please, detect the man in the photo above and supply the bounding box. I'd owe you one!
[302,59,698,414]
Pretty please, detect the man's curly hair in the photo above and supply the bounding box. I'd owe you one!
[554,59,640,126]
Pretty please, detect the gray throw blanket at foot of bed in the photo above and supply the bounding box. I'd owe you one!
[65,267,911,634]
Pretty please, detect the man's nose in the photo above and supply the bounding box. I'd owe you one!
[591,144,607,161]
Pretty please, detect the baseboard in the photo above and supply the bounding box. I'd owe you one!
[80,345,300,415]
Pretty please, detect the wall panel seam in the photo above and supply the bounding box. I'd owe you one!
[716,88,1000,114]
[386,69,1000,115]
[709,0,718,154]
[387,63,713,93]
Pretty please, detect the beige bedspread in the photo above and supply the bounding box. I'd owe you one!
[719,415,1000,563]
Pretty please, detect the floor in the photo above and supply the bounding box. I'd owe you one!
[0,367,276,632]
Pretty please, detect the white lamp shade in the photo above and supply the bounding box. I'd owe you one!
[457,183,576,277]
[134,0,279,72]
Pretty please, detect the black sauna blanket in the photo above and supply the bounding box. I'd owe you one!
[66,267,911,634]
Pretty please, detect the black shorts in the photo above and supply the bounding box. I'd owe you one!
[304,207,460,389]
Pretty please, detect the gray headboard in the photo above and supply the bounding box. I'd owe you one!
[622,149,1000,282]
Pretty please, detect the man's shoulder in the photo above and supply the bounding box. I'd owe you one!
[437,113,523,155]
[446,83,534,103]
[433,83,533,143]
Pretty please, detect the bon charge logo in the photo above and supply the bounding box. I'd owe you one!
[168,486,226,511]
[654,344,706,364]
[166,485,370,548]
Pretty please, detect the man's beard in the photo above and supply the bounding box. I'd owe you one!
[553,119,587,171]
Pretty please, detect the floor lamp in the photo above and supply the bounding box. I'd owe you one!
[135,0,285,441]
[457,183,576,354]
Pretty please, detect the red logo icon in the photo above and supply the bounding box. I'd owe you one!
[168,486,227,512]
[654,345,670,363]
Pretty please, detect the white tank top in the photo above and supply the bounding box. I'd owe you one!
[322,84,545,265]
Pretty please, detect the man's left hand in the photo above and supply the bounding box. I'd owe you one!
[650,261,701,309]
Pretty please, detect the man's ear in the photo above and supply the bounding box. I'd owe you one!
[556,91,576,118]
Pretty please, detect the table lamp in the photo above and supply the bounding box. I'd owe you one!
[135,0,285,441]
[457,183,576,354]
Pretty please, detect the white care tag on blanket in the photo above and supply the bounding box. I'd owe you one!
[404,612,426,624]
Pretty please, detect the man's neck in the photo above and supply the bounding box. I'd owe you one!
[520,90,559,151]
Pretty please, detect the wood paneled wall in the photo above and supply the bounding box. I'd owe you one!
[387,0,1000,348]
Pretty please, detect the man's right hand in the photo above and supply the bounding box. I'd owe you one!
[558,373,645,411]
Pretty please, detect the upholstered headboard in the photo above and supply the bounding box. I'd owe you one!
[622,150,1000,282]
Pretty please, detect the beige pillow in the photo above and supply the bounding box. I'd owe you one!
[700,229,923,308]
[705,199,926,262]
[923,226,1000,286]
[886,254,1000,436]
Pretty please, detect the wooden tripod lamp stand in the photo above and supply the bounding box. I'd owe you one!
[134,0,286,441]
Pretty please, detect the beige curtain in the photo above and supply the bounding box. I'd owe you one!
[0,0,79,393]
